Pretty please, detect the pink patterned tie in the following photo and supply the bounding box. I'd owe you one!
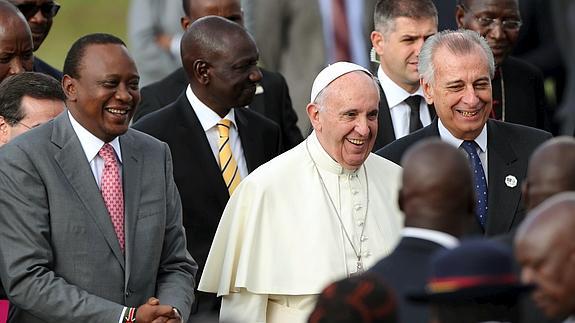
[99,143,125,251]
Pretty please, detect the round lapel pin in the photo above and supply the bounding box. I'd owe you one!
[505,175,517,188]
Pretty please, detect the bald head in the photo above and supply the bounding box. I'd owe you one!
[180,15,261,116]
[515,192,575,319]
[523,137,575,211]
[400,139,475,236]
[0,0,33,81]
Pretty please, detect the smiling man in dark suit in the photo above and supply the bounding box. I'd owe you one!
[133,16,281,316]
[132,0,303,150]
[370,0,438,150]
[377,29,551,237]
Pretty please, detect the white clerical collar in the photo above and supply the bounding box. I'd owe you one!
[68,110,122,164]
[402,227,459,249]
[377,65,425,110]
[438,118,487,153]
[308,131,359,175]
[186,85,237,132]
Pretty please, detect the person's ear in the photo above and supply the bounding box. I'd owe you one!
[370,30,385,57]
[194,60,210,85]
[521,180,531,211]
[455,4,466,28]
[422,78,434,105]
[0,116,11,145]
[398,188,405,212]
[307,103,322,132]
[62,75,77,102]
[181,16,191,31]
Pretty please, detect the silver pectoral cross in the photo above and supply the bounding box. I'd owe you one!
[349,258,364,277]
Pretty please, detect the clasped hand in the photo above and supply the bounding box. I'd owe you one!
[136,297,183,323]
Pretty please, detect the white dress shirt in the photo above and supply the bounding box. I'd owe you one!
[438,119,488,183]
[377,66,432,139]
[185,85,248,179]
[68,111,122,188]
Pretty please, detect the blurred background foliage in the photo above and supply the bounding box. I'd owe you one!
[36,0,130,70]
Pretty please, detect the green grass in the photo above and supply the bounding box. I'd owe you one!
[35,0,130,70]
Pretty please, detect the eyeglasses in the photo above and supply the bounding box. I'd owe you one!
[460,4,522,31]
[16,2,61,20]
[16,121,33,129]
[5,117,33,129]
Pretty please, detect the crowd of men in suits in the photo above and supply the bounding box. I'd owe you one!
[0,0,574,322]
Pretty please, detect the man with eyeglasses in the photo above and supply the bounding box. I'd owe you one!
[455,0,550,132]
[8,0,62,81]
[0,72,64,146]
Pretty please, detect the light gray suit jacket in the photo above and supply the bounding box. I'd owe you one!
[0,112,197,322]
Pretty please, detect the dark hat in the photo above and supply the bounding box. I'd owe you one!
[308,273,397,323]
[408,239,533,303]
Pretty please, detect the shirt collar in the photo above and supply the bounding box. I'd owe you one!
[402,227,459,249]
[186,85,237,131]
[377,65,425,109]
[438,118,488,153]
[68,110,122,163]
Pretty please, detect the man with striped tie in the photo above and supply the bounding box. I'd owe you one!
[132,16,282,315]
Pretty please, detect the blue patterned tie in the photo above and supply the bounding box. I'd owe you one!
[460,140,488,228]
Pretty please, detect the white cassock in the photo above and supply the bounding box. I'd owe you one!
[198,132,404,323]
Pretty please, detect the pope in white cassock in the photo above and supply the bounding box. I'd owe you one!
[198,62,404,322]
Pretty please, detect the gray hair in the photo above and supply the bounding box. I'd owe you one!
[418,29,495,85]
[373,0,438,34]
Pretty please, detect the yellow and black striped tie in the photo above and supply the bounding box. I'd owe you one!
[217,119,241,195]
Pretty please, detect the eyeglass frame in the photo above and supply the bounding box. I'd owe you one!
[16,1,61,20]
[459,3,522,31]
[3,116,33,129]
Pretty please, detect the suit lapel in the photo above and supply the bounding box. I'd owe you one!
[485,120,521,235]
[177,95,230,203]
[52,113,125,268]
[119,131,142,285]
[375,84,396,150]
[236,108,265,173]
[428,104,437,120]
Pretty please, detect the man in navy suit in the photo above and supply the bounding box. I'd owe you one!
[377,29,551,237]
[132,16,281,315]
[370,139,475,323]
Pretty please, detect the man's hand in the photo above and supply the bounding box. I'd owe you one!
[136,297,181,323]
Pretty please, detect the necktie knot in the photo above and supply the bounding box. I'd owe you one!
[99,143,117,165]
[217,119,232,138]
[461,139,477,150]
